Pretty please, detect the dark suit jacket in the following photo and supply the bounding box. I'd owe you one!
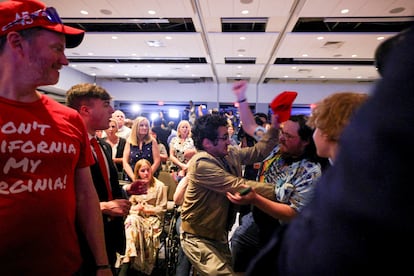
[91,138,124,200]
[114,137,126,174]
[80,138,127,272]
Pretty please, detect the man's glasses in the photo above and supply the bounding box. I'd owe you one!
[216,134,229,141]
[279,129,298,140]
[2,7,62,32]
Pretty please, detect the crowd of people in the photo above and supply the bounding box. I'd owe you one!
[1,0,412,275]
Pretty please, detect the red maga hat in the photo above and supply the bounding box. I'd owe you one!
[0,0,84,48]
[269,91,298,123]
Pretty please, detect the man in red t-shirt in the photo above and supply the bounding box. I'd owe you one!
[0,0,111,275]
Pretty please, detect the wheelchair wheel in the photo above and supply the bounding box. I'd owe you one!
[165,207,181,276]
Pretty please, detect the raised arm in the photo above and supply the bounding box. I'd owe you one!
[232,80,258,137]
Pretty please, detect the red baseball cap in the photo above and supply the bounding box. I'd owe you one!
[0,0,84,48]
[269,91,298,123]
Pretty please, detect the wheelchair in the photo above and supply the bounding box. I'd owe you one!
[163,205,181,276]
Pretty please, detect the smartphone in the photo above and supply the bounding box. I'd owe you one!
[239,187,252,196]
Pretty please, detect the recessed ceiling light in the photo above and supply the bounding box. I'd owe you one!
[241,10,249,15]
[317,36,324,40]
[111,36,118,40]
[302,54,308,57]
[146,40,164,47]
[80,10,88,15]
[351,54,358,58]
[165,36,172,40]
[240,36,246,40]
[377,36,385,40]
[148,10,156,15]
[341,9,349,14]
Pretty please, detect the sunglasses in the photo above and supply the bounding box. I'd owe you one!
[2,7,62,32]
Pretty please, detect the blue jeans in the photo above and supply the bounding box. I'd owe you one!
[230,212,261,272]
[176,216,192,276]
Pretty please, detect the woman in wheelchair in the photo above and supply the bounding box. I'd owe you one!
[120,159,168,275]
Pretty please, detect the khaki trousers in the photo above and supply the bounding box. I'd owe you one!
[181,232,235,276]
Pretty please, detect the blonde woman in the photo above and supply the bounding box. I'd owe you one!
[104,118,127,175]
[121,159,167,275]
[123,116,161,181]
[169,120,196,180]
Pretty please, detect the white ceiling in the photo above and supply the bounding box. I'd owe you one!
[38,0,414,84]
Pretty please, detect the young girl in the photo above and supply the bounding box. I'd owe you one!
[120,159,167,275]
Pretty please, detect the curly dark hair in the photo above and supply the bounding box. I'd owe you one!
[192,114,229,150]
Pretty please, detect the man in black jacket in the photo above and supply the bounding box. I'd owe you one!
[67,83,131,275]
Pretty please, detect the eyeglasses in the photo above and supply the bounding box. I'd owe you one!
[2,7,62,32]
[279,129,298,140]
[216,134,229,141]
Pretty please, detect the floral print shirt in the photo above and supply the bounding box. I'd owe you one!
[169,136,195,163]
[258,146,322,214]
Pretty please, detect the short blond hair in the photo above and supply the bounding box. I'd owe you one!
[307,92,368,141]
[177,120,192,138]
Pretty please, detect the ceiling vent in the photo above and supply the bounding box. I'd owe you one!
[225,57,256,64]
[221,17,267,32]
[274,57,374,66]
[227,77,250,82]
[321,41,344,49]
[68,57,207,64]
[298,68,312,73]
[64,18,195,32]
[116,78,148,83]
[292,17,414,32]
